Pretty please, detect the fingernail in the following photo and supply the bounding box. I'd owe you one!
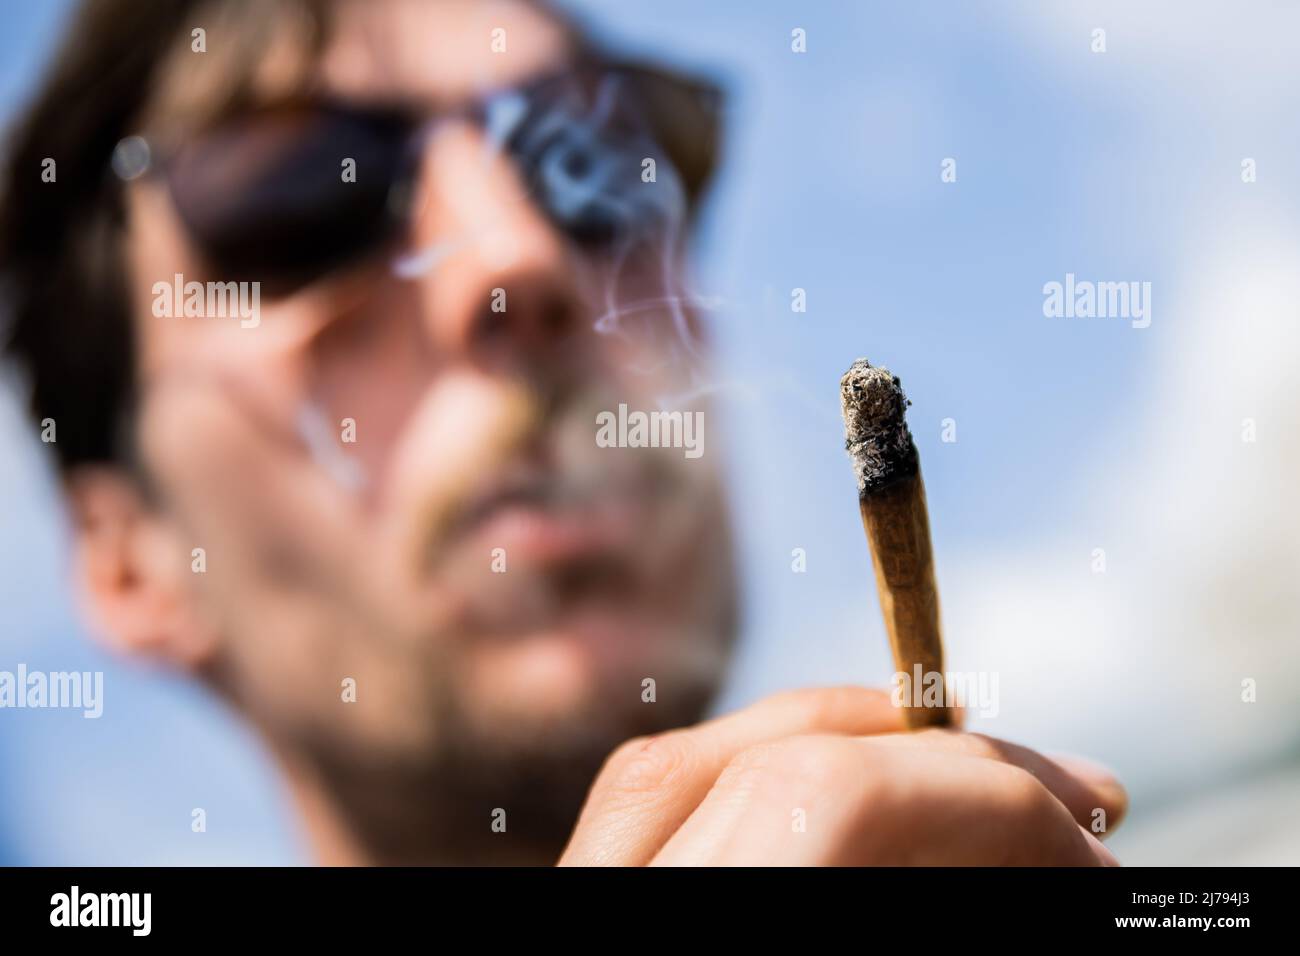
[1082,828,1121,867]
[1050,752,1122,790]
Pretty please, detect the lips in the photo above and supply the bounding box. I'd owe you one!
[440,469,650,569]
[468,497,635,565]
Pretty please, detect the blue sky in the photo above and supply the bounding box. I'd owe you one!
[3,1,1299,864]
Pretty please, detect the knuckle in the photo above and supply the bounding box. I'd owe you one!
[954,731,1005,761]
[723,736,862,803]
[998,764,1056,822]
[601,732,695,796]
[722,739,783,780]
[967,738,1013,759]
[599,736,652,779]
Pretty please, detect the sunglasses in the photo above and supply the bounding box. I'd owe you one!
[112,54,723,297]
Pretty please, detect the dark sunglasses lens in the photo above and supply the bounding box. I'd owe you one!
[502,71,695,246]
[619,66,723,209]
[167,108,413,292]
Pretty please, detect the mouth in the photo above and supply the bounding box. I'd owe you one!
[439,465,653,569]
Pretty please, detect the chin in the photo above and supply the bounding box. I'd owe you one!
[452,606,727,744]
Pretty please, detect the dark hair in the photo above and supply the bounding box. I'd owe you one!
[0,0,204,469]
[1,0,721,473]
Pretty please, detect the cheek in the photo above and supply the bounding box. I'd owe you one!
[306,283,437,490]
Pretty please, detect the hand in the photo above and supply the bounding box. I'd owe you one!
[560,686,1126,865]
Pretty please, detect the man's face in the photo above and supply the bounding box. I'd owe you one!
[108,0,735,800]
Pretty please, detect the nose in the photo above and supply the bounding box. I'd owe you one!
[404,121,582,370]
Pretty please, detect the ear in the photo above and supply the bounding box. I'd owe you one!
[65,466,217,669]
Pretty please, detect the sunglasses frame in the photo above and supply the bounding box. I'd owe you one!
[110,46,725,293]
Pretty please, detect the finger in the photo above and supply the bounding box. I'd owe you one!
[651,735,1112,866]
[1080,826,1121,866]
[861,730,1128,835]
[1050,753,1129,838]
[559,686,906,866]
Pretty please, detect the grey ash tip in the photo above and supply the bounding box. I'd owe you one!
[839,358,919,495]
